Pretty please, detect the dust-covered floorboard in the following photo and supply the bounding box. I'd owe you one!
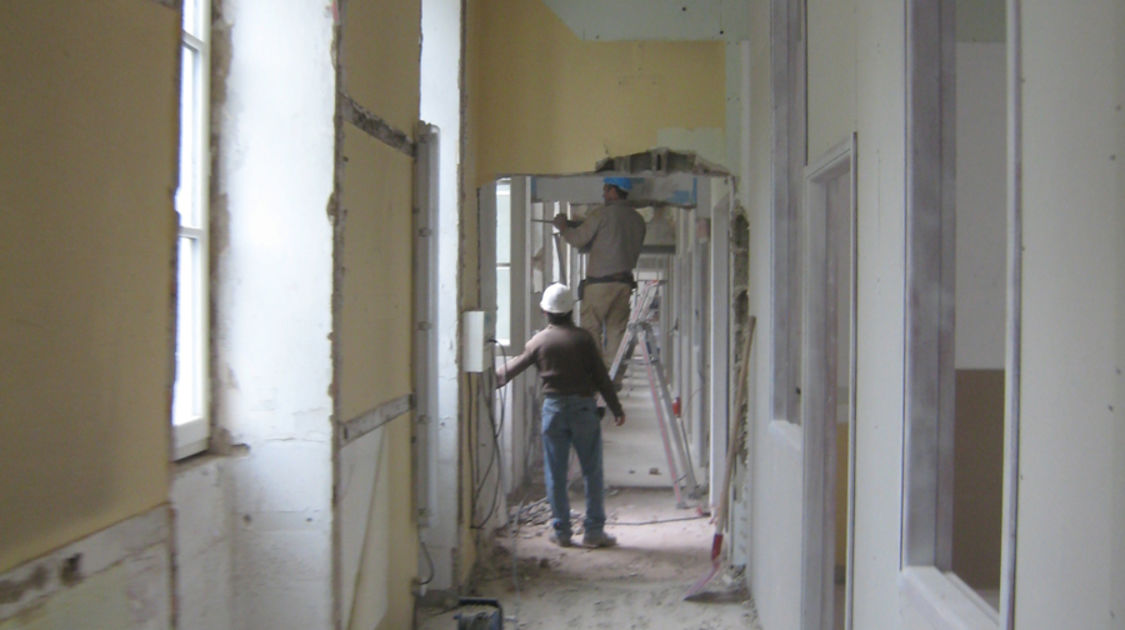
[416,486,762,630]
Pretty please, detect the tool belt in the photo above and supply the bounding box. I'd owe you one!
[577,272,636,300]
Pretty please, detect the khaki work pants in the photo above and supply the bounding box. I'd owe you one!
[580,282,632,379]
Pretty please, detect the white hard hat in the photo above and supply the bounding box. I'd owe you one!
[540,283,576,314]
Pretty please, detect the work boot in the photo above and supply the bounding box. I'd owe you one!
[548,531,572,548]
[581,531,616,548]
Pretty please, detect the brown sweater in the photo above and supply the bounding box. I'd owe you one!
[496,322,624,418]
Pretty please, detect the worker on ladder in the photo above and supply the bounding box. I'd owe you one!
[552,176,646,388]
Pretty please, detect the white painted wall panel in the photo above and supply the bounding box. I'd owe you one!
[1015,1,1125,627]
[752,424,804,630]
[420,0,463,591]
[849,1,908,629]
[740,0,770,583]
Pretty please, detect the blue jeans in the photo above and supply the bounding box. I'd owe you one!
[541,394,606,538]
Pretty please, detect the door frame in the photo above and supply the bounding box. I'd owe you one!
[800,134,857,630]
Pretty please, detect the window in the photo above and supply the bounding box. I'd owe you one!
[173,0,211,460]
[900,2,1010,627]
[495,179,511,346]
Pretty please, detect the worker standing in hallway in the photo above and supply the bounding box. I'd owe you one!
[552,177,646,384]
[495,283,624,549]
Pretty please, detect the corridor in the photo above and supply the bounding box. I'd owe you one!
[418,369,760,629]
[4,2,1121,629]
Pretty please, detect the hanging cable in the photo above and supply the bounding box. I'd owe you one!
[471,340,505,529]
[416,538,435,586]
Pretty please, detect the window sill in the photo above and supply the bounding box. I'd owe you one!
[173,416,209,461]
[899,566,998,630]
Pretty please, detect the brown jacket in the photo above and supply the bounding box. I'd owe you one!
[496,322,624,418]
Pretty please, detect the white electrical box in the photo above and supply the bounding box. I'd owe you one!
[462,310,486,372]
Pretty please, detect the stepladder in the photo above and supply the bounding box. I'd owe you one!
[607,281,704,508]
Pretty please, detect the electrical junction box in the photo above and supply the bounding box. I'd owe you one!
[462,310,486,372]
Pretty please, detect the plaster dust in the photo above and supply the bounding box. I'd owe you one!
[417,486,761,630]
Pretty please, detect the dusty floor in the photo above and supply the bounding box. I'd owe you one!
[417,364,761,629]
[415,486,761,630]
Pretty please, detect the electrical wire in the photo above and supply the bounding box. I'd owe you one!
[491,339,530,628]
[473,378,501,501]
[606,514,709,526]
[416,538,435,586]
[471,341,505,529]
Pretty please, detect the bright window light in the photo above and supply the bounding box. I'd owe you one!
[172,0,211,460]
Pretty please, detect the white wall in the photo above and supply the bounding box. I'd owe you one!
[420,0,463,592]
[743,1,1124,628]
[847,3,908,629]
[744,0,804,626]
[171,462,234,630]
[1015,1,1125,627]
[751,424,805,630]
[196,2,337,628]
[744,1,907,628]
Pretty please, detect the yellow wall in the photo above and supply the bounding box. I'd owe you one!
[343,0,421,141]
[0,0,179,572]
[467,0,726,187]
[338,0,421,626]
[339,128,414,418]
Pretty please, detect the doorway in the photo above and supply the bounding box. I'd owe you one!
[483,164,738,506]
[800,135,857,630]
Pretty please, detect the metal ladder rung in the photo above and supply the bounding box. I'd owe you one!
[607,282,703,506]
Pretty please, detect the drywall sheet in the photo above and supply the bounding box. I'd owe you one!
[342,419,416,630]
[339,426,383,626]
[339,126,414,420]
[842,0,908,628]
[0,0,179,572]
[338,125,418,630]
[1015,1,1125,626]
[343,0,422,138]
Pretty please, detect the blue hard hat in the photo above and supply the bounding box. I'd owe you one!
[603,176,632,191]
